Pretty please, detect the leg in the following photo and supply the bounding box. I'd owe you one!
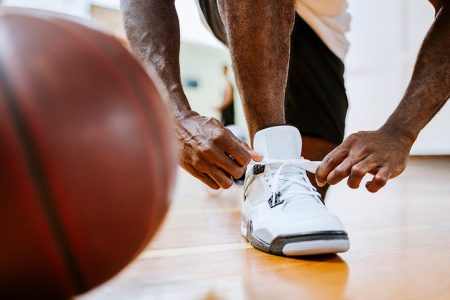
[302,137,337,199]
[206,4,350,256]
[285,15,349,199]
[216,0,295,140]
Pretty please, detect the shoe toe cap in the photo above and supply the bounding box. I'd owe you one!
[252,212,346,244]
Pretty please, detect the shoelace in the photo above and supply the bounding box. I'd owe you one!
[263,158,322,206]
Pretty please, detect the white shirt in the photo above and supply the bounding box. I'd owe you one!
[296,0,351,61]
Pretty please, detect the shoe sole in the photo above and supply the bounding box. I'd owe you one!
[241,221,350,256]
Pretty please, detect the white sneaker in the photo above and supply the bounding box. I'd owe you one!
[241,126,350,256]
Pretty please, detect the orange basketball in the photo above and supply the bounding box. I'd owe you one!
[0,11,176,298]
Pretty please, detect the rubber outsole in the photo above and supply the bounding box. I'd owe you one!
[242,221,350,256]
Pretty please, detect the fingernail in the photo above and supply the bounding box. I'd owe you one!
[316,178,326,187]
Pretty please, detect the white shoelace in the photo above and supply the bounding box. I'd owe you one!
[261,158,322,206]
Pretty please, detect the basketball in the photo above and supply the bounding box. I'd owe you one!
[0,11,176,298]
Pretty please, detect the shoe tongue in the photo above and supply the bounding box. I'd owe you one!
[253,126,302,160]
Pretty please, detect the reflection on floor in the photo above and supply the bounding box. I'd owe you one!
[81,157,450,300]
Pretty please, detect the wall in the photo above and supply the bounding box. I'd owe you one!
[345,0,449,154]
[179,43,247,131]
[2,0,448,154]
[179,0,450,154]
[2,0,90,18]
[90,4,125,38]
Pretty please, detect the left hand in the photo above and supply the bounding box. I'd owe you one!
[315,129,414,192]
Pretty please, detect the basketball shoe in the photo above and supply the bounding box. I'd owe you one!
[241,126,350,256]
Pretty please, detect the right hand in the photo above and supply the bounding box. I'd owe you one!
[176,112,263,189]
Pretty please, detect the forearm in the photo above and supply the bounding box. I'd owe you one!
[120,0,191,118]
[121,1,262,189]
[381,2,450,143]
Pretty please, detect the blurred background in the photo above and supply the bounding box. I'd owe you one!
[1,0,448,155]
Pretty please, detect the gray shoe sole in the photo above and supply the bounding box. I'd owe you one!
[244,220,350,256]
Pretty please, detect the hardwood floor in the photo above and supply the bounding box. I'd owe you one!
[80,157,450,300]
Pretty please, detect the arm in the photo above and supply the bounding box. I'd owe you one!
[121,0,188,118]
[316,1,450,192]
[121,0,262,189]
[383,1,449,141]
[216,82,234,111]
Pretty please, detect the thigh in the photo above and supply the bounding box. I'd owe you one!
[285,14,348,145]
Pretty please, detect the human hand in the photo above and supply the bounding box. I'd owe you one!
[315,129,414,192]
[176,112,263,189]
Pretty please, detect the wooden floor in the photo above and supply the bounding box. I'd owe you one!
[80,157,450,300]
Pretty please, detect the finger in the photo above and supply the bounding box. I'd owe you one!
[366,167,391,193]
[347,159,378,189]
[214,154,245,179]
[315,146,349,187]
[240,140,264,162]
[219,135,252,167]
[224,128,263,162]
[197,143,245,179]
[196,160,234,189]
[326,155,365,185]
[209,167,234,189]
[183,163,220,190]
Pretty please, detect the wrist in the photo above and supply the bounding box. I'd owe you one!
[176,109,198,120]
[166,90,194,120]
[379,122,417,148]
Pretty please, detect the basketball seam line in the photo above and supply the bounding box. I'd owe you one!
[0,58,85,293]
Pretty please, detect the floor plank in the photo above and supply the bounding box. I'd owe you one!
[80,157,450,300]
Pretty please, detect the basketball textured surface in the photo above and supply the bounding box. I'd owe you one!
[0,11,176,298]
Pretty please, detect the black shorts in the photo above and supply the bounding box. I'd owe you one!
[197,0,348,144]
